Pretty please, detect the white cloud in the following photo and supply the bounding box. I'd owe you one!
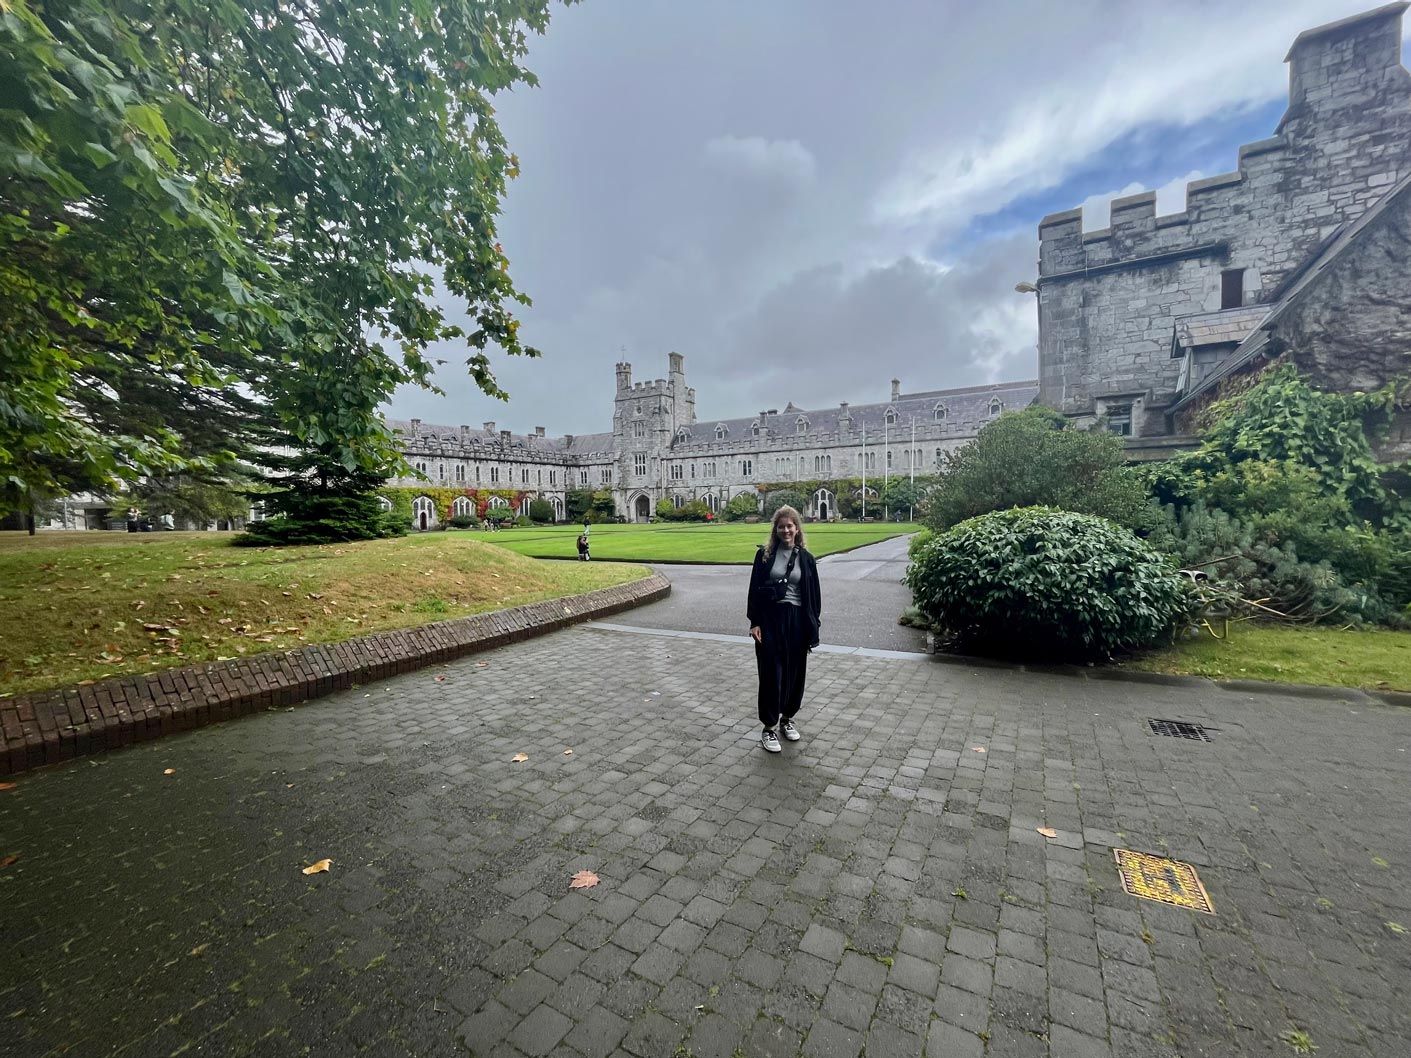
[873,1,1356,227]
[1078,170,1204,232]
[704,135,817,186]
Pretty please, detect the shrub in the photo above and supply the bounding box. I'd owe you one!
[926,407,1151,531]
[723,492,761,522]
[236,488,405,546]
[448,514,476,529]
[764,490,809,518]
[905,507,1193,661]
[528,498,554,523]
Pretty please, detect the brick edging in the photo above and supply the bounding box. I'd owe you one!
[0,573,671,777]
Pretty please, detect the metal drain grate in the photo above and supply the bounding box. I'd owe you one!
[1148,718,1213,741]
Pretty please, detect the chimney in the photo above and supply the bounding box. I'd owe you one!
[891,379,901,402]
[483,421,495,432]
[565,434,574,448]
[409,418,421,434]
[535,426,546,437]
[500,429,511,443]
[459,424,469,437]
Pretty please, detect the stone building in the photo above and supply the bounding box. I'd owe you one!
[386,355,1036,524]
[1035,3,1411,455]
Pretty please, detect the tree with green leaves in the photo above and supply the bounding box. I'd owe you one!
[3,0,555,543]
[925,407,1150,531]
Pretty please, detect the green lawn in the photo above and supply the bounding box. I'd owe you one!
[1123,623,1411,693]
[0,531,648,696]
[477,521,922,564]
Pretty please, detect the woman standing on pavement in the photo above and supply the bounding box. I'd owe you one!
[747,505,821,753]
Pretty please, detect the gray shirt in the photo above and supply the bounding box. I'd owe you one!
[768,546,803,607]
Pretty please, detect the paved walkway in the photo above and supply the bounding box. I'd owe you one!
[624,533,927,653]
[2,595,1409,1057]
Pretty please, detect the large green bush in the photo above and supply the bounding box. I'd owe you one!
[926,407,1151,531]
[905,507,1193,661]
[764,490,809,517]
[723,492,762,521]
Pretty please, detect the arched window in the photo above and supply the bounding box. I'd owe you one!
[376,496,393,512]
[715,423,727,440]
[988,397,1003,417]
[487,495,509,510]
[796,416,808,435]
[703,494,719,513]
[935,447,943,464]
[452,496,473,517]
[676,427,690,443]
[884,408,896,426]
[934,402,947,422]
[887,450,893,469]
[751,420,761,438]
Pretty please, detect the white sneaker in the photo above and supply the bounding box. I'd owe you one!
[780,718,801,742]
[760,728,782,753]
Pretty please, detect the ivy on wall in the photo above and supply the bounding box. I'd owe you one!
[378,486,535,523]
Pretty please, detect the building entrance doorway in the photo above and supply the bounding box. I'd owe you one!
[634,495,651,521]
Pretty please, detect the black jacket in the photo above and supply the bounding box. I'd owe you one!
[747,545,821,647]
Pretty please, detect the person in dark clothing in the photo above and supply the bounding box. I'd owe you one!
[746,505,821,753]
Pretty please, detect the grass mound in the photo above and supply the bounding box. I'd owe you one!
[0,532,648,696]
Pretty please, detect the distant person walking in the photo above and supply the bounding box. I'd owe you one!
[577,531,591,561]
[747,505,821,753]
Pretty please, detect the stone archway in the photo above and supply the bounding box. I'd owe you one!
[813,487,835,522]
[634,494,651,522]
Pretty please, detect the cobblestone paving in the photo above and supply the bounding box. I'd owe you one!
[2,626,1408,1058]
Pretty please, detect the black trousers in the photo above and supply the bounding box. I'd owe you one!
[755,602,809,728]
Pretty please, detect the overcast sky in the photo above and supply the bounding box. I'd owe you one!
[385,0,1410,435]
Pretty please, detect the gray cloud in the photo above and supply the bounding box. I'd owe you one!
[387,0,1397,436]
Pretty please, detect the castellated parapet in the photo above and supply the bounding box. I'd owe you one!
[1037,3,1411,430]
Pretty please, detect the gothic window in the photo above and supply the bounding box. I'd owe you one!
[887,450,893,469]
[935,447,943,464]
[671,463,683,481]
[437,463,445,481]
[884,408,896,426]
[825,455,832,474]
[600,467,610,484]
[452,496,473,517]
[488,495,508,509]
[796,416,808,435]
[634,453,647,475]
[632,421,646,439]
[537,469,542,484]
[751,421,760,438]
[414,460,428,474]
[550,470,556,485]
[454,464,465,482]
[677,427,690,443]
[475,463,481,482]
[376,496,393,512]
[715,424,727,440]
[704,494,719,513]
[521,468,529,484]
[673,494,685,508]
[988,398,1003,417]
[740,459,753,476]
[934,402,947,422]
[581,469,589,485]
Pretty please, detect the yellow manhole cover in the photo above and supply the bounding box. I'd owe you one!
[1112,849,1214,914]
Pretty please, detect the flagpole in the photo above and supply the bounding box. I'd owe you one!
[910,416,916,522]
[860,423,867,520]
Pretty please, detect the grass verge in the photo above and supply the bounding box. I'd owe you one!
[480,521,922,564]
[0,531,649,697]
[1123,623,1411,693]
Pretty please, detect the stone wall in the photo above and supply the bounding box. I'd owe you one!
[1037,5,1411,428]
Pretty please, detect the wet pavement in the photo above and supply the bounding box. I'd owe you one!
[2,545,1409,1058]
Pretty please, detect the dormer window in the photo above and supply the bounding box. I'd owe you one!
[715,423,727,440]
[884,408,896,426]
[676,427,690,443]
[796,416,809,435]
[751,420,761,438]
[988,397,1003,417]
[933,403,947,423]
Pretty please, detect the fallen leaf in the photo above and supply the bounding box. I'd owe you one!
[1386,922,1406,935]
[190,943,209,957]
[972,747,987,753]
[285,783,295,788]
[434,675,447,683]
[569,870,600,890]
[307,592,323,600]
[1037,827,1057,838]
[563,749,574,756]
[163,768,175,776]
[475,662,489,668]
[301,858,332,875]
[511,753,529,763]
[0,782,16,792]
[0,855,18,869]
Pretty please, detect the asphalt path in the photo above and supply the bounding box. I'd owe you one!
[607,533,927,653]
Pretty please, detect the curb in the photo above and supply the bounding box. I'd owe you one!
[922,638,1398,705]
[0,573,671,777]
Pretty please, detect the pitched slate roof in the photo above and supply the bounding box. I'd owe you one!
[384,419,616,458]
[671,379,1039,448]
